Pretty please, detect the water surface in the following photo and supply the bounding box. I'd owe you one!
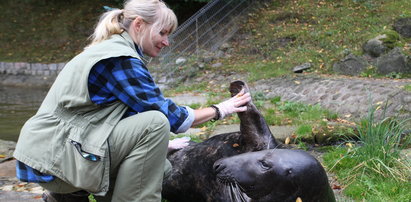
[0,86,47,142]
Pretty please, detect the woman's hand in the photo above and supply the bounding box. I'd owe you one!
[168,137,191,152]
[214,89,251,120]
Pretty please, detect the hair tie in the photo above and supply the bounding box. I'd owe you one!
[103,6,117,11]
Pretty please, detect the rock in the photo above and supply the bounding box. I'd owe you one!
[219,43,232,51]
[0,140,16,162]
[175,57,187,65]
[293,63,311,73]
[0,160,16,177]
[214,50,225,59]
[362,35,387,57]
[376,47,409,75]
[393,17,411,38]
[333,54,368,76]
[0,191,43,202]
[211,63,223,68]
[402,95,411,103]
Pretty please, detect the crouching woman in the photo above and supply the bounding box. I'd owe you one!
[13,0,251,201]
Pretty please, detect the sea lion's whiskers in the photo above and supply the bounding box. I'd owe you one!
[228,182,240,202]
[234,182,250,202]
[225,182,250,202]
[268,144,282,154]
[224,184,235,202]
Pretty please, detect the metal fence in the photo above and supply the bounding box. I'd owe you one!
[152,0,253,69]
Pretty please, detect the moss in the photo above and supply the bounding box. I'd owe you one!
[381,30,401,49]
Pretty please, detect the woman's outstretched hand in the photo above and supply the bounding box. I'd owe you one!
[215,89,251,120]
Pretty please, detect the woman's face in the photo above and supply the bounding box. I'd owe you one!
[140,25,171,57]
[129,17,171,57]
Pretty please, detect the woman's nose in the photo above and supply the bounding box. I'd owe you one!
[162,37,169,47]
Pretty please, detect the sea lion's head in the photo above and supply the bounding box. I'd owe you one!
[213,149,335,201]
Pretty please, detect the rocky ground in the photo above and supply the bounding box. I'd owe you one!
[0,73,410,201]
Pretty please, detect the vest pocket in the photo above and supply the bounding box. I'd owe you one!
[52,138,108,193]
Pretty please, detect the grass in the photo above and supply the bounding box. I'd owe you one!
[222,0,411,80]
[263,97,338,126]
[404,84,411,92]
[323,103,411,201]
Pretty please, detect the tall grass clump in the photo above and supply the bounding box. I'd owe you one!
[324,102,411,200]
[352,104,411,181]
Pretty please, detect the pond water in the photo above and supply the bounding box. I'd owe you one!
[0,86,47,142]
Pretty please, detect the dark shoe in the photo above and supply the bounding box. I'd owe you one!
[42,190,89,202]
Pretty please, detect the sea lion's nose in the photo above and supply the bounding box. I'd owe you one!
[213,160,226,173]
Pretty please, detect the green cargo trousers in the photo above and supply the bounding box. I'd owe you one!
[39,111,172,202]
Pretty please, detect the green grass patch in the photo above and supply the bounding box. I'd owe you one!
[170,133,203,143]
[296,124,312,137]
[264,99,337,125]
[163,82,209,96]
[404,84,411,92]
[323,103,411,201]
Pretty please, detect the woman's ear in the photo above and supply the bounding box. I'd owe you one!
[132,17,144,32]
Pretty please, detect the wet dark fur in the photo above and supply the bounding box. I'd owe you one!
[162,81,334,202]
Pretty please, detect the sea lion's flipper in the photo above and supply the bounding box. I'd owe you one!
[229,81,279,151]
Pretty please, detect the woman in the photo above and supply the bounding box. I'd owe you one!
[13,0,251,201]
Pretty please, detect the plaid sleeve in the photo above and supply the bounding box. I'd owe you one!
[16,160,55,183]
[89,57,193,133]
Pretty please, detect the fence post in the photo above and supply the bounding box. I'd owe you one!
[196,18,199,57]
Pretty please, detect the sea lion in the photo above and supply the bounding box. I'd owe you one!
[162,81,334,202]
[214,149,336,202]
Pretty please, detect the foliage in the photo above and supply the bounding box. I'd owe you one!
[170,133,203,143]
[323,102,411,201]
[405,84,411,92]
[294,124,313,144]
[360,66,377,78]
[380,30,402,49]
[88,194,97,202]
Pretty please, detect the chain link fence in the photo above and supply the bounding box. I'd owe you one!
[151,0,253,70]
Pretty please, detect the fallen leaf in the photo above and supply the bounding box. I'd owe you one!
[0,155,6,158]
[232,143,239,148]
[375,101,383,105]
[285,137,291,145]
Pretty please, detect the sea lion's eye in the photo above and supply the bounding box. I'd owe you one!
[259,160,270,170]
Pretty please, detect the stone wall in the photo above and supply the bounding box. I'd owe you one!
[0,62,66,87]
[0,62,66,77]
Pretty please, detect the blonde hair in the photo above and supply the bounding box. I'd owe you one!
[88,0,178,47]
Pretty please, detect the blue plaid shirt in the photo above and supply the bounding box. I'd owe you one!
[16,50,194,183]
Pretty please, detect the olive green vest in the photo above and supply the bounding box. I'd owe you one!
[14,32,141,195]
